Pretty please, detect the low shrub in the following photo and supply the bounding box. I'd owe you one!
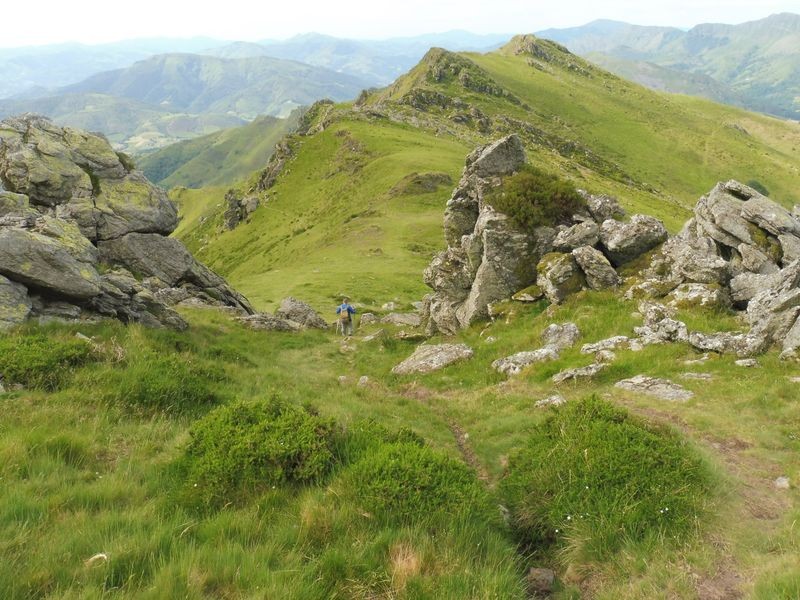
[501,396,709,561]
[348,442,491,523]
[0,334,97,391]
[103,350,220,414]
[334,419,424,465]
[181,399,337,507]
[487,164,586,230]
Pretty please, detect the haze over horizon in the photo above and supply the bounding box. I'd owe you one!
[2,1,798,48]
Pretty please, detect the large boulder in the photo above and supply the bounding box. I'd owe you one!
[536,252,585,304]
[0,115,253,328]
[615,376,694,402]
[599,215,668,266]
[553,221,599,252]
[466,134,526,178]
[275,297,328,329]
[492,347,559,376]
[572,245,621,290]
[392,343,474,375]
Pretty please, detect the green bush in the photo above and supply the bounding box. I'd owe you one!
[501,396,709,561]
[334,418,424,465]
[0,334,96,391]
[103,350,220,414]
[487,164,586,230]
[181,399,337,507]
[348,442,491,523]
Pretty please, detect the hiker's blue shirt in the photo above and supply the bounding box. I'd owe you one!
[336,303,356,315]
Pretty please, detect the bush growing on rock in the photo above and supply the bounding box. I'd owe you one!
[180,399,337,508]
[347,442,492,523]
[0,333,97,391]
[501,396,709,562]
[488,165,586,230]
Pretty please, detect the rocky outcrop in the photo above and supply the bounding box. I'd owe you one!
[615,375,694,401]
[392,343,474,374]
[275,297,328,329]
[633,180,800,359]
[421,136,662,334]
[223,189,259,230]
[0,115,253,329]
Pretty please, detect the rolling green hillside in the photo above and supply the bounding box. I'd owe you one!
[539,13,800,118]
[138,112,299,188]
[173,36,800,313]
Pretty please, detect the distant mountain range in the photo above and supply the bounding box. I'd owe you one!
[538,13,800,119]
[0,54,366,153]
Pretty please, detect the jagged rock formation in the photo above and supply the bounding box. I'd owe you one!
[421,135,665,335]
[634,180,800,360]
[0,115,252,330]
[223,189,259,230]
[238,297,328,332]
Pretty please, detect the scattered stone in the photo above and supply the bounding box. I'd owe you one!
[382,302,398,311]
[361,329,386,342]
[392,343,474,375]
[681,372,713,381]
[684,354,711,365]
[594,350,616,364]
[615,375,694,401]
[634,318,689,346]
[237,313,301,332]
[581,336,631,354]
[359,312,378,325]
[512,284,544,303]
[667,283,729,309]
[526,567,556,596]
[735,358,759,368]
[789,377,800,383]
[572,245,621,290]
[775,476,791,490]
[585,193,625,223]
[534,394,566,408]
[337,376,349,385]
[599,215,668,266]
[492,347,559,376]
[357,376,370,387]
[552,362,606,384]
[381,312,422,327]
[275,297,328,329]
[541,322,581,351]
[395,330,427,341]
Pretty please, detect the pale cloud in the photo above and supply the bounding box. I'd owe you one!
[3,0,798,47]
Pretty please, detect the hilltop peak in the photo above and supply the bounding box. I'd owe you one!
[501,34,573,59]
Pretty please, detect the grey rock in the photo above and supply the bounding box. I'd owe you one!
[359,312,378,325]
[572,245,621,290]
[775,476,791,490]
[741,193,800,238]
[687,331,755,356]
[275,297,328,329]
[694,181,758,248]
[581,336,632,354]
[392,343,474,375]
[638,301,676,326]
[599,215,668,266]
[739,243,779,275]
[594,349,616,364]
[779,234,800,267]
[735,359,759,368]
[357,376,370,388]
[0,275,31,329]
[381,312,422,327]
[492,347,559,376]
[361,329,386,342]
[730,271,783,304]
[534,394,566,408]
[466,134,526,178]
[615,375,694,401]
[512,285,544,302]
[681,372,713,381]
[541,322,581,351]
[658,230,729,284]
[552,362,606,384]
[585,193,625,223]
[634,318,689,346]
[666,283,729,309]
[238,313,302,332]
[553,221,599,252]
[537,252,585,304]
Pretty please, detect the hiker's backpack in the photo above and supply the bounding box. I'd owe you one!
[339,305,351,321]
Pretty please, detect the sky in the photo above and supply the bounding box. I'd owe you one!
[3,0,798,47]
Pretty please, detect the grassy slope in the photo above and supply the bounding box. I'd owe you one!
[138,113,297,188]
[173,39,800,314]
[1,291,798,598]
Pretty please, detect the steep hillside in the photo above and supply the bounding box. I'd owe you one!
[540,13,800,118]
[174,37,800,313]
[138,112,299,188]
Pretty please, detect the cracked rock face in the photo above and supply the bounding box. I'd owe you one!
[0,115,253,329]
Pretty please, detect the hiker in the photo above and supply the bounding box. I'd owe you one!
[336,297,356,336]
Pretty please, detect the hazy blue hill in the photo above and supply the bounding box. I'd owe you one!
[60,53,368,118]
[0,37,229,99]
[539,13,800,118]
